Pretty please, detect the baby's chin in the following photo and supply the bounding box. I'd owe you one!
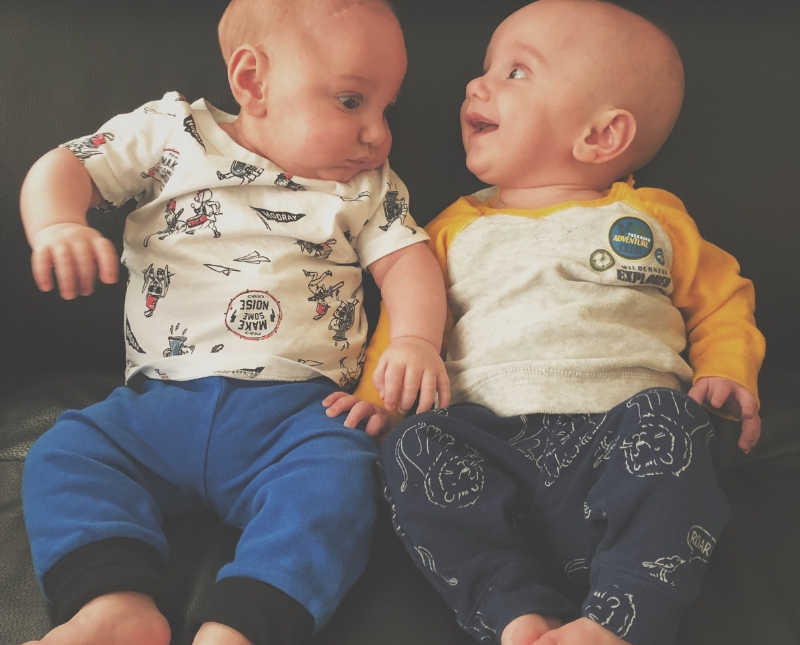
[317,170,362,183]
[464,155,495,185]
[311,165,381,184]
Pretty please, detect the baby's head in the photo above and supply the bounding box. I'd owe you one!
[461,0,684,191]
[217,0,406,182]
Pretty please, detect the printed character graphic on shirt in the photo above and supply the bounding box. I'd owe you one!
[63,132,116,160]
[338,345,367,391]
[329,298,358,349]
[144,190,223,246]
[216,160,264,184]
[143,199,185,247]
[297,238,337,260]
[142,263,174,317]
[64,132,115,161]
[186,189,222,237]
[162,323,195,358]
[303,270,345,320]
[141,148,180,189]
[379,183,416,234]
[275,173,307,191]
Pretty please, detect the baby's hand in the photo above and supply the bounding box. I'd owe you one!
[373,335,450,414]
[688,376,761,453]
[31,222,119,299]
[323,391,391,436]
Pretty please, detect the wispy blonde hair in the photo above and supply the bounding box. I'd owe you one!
[218,0,395,63]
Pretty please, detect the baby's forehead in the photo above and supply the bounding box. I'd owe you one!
[490,2,673,66]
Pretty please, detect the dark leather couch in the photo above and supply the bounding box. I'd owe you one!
[2,1,798,643]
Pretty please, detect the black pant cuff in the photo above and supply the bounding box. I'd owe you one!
[199,577,313,645]
[43,537,165,624]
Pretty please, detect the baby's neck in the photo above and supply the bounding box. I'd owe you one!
[494,183,608,210]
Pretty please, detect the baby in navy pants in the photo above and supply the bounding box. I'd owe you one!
[324,1,765,643]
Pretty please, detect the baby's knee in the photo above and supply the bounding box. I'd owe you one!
[312,450,379,528]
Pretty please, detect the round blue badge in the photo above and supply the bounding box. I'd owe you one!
[608,217,654,260]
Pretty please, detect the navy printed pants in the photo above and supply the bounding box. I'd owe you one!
[380,388,729,645]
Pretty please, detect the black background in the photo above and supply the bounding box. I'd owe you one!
[2,0,798,390]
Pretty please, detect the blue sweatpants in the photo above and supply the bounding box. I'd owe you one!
[22,376,379,638]
[380,388,729,645]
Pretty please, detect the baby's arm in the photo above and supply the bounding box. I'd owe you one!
[641,188,766,453]
[367,241,450,414]
[20,147,118,299]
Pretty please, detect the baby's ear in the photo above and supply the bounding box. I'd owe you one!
[227,44,269,117]
[572,108,637,165]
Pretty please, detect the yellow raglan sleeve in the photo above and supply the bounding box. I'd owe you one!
[350,302,392,408]
[352,196,479,408]
[640,188,766,405]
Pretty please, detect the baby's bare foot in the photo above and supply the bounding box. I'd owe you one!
[532,617,630,644]
[501,613,562,645]
[20,592,170,645]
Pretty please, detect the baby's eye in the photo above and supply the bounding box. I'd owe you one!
[508,66,527,80]
[338,94,363,110]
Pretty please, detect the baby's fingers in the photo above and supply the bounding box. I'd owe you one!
[416,370,437,413]
[51,243,81,300]
[736,390,761,453]
[70,237,99,296]
[738,413,762,454]
[93,236,119,285]
[399,366,422,413]
[30,247,56,293]
[381,362,406,411]
[437,371,451,409]
[75,237,119,295]
[364,411,389,437]
[344,401,381,431]
[372,359,388,401]
[322,390,349,407]
[708,380,734,410]
[687,379,709,407]
[323,391,357,416]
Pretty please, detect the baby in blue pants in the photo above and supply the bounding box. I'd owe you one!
[19,1,449,644]
[25,377,377,639]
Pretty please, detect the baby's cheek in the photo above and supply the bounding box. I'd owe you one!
[377,134,393,161]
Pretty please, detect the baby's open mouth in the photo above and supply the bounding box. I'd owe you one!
[469,117,498,134]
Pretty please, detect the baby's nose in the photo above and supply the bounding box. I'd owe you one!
[465,74,490,100]
[360,116,390,148]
